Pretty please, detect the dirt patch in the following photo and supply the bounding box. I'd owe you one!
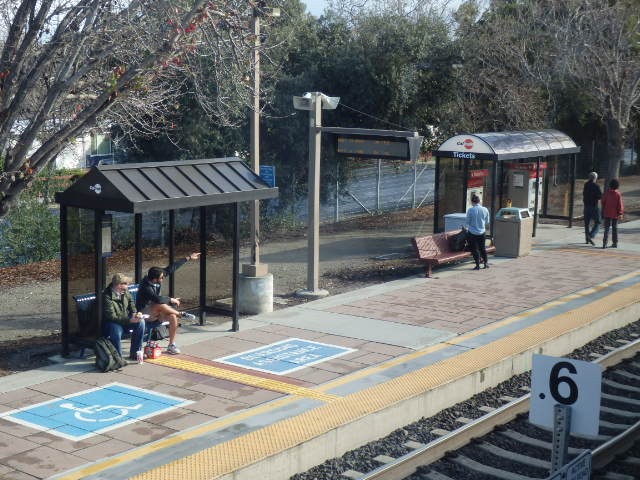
[0,208,428,377]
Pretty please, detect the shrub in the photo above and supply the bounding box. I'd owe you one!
[0,199,60,266]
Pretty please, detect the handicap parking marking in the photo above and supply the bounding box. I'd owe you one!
[216,338,356,375]
[0,383,193,441]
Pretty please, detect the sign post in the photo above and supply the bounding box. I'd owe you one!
[530,354,601,478]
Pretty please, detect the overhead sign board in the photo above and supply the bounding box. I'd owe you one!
[336,135,410,160]
[530,354,602,437]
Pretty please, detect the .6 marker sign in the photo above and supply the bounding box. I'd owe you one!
[530,354,602,437]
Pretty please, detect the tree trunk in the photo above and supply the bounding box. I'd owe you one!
[604,115,625,188]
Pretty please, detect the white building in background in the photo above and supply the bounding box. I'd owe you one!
[55,130,113,170]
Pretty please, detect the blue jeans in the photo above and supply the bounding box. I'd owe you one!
[603,218,618,246]
[102,319,146,359]
[584,206,600,240]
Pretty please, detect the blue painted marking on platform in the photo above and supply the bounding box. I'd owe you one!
[216,338,356,374]
[0,383,193,440]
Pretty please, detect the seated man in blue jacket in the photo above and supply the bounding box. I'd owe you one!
[135,253,199,355]
[102,273,145,361]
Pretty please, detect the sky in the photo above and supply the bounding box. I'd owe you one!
[303,0,328,16]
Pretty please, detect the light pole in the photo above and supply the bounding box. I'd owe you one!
[292,92,340,298]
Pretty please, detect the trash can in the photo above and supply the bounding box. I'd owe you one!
[444,213,467,232]
[493,207,533,257]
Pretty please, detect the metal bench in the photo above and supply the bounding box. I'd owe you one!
[412,231,496,277]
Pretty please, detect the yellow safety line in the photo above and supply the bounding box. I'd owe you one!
[149,356,339,402]
[128,282,640,480]
[55,395,301,480]
[55,269,640,480]
[309,269,640,393]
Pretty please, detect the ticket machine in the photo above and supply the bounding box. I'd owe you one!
[506,162,546,213]
[466,169,489,210]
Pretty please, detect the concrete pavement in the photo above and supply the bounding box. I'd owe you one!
[1,219,639,480]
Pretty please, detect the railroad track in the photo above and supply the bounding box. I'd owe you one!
[348,337,640,480]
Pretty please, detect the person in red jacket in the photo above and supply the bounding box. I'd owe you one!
[601,178,624,248]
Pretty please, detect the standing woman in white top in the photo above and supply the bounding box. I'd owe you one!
[465,194,490,270]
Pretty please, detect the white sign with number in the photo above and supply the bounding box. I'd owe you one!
[530,354,602,437]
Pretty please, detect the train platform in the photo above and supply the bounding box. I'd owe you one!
[2,221,640,480]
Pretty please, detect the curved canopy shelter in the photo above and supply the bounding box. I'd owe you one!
[433,130,581,236]
[55,157,278,356]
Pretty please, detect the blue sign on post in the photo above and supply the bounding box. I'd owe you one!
[0,383,193,441]
[259,165,276,187]
[217,338,356,375]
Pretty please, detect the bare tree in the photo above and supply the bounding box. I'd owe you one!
[451,0,556,132]
[553,0,640,182]
[0,0,282,217]
[453,0,640,182]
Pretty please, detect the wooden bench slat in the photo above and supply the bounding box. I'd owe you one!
[412,231,494,277]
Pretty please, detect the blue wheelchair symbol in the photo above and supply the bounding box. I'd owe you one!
[0,383,193,440]
[59,402,143,423]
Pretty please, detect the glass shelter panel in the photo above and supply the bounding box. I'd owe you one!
[543,157,575,218]
[437,157,465,232]
[436,157,496,232]
[66,207,97,339]
[196,205,234,313]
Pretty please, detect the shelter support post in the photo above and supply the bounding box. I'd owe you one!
[533,157,541,237]
[199,207,206,325]
[60,206,69,357]
[94,210,105,334]
[434,156,440,233]
[232,203,240,331]
[568,154,576,228]
[169,209,176,297]
[134,214,142,282]
[462,159,469,213]
[490,161,499,238]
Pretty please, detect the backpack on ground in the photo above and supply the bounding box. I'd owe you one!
[150,323,169,341]
[93,337,127,372]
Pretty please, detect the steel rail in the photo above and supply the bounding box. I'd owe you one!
[360,337,640,480]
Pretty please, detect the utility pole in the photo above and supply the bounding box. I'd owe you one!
[238,3,279,315]
[247,4,264,275]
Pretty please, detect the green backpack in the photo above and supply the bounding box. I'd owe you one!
[93,337,128,372]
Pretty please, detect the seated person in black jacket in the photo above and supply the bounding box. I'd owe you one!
[135,253,199,355]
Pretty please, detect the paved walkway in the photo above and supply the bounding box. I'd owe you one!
[1,220,640,480]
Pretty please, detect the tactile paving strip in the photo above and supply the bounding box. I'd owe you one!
[128,281,640,480]
[149,356,340,402]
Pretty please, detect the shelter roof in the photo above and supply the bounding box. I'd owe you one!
[55,157,278,213]
[436,129,580,161]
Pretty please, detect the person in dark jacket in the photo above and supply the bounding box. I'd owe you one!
[601,178,624,249]
[136,253,200,354]
[582,171,602,246]
[102,273,145,360]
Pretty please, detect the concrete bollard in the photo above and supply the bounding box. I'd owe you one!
[238,273,274,315]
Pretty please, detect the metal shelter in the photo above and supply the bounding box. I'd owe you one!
[55,157,278,356]
[433,130,581,236]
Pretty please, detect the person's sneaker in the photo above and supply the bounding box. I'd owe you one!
[180,312,197,322]
[166,344,181,355]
